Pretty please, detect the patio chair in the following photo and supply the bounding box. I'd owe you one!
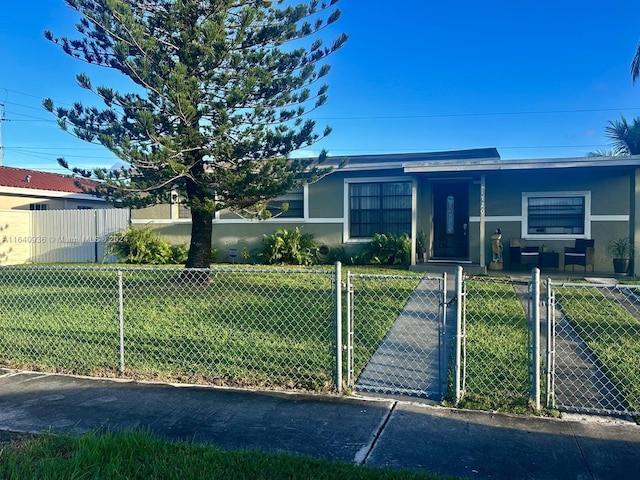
[564,239,595,272]
[509,238,539,269]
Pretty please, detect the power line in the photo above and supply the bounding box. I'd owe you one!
[4,86,640,122]
[314,107,640,121]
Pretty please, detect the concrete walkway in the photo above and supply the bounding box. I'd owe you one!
[354,276,455,400]
[0,370,639,479]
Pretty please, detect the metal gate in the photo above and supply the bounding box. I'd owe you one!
[345,272,449,399]
[456,273,541,411]
[547,280,640,416]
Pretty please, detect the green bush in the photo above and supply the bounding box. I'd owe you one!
[106,226,188,265]
[359,233,411,266]
[326,246,363,265]
[260,227,317,265]
[169,243,189,264]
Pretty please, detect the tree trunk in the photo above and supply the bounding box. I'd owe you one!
[185,205,213,269]
[182,175,215,283]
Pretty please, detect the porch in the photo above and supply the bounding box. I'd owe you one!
[409,261,627,282]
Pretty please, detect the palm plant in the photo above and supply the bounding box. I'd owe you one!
[632,41,640,83]
[598,116,640,156]
[587,149,619,157]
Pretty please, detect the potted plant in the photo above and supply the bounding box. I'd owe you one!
[606,237,633,275]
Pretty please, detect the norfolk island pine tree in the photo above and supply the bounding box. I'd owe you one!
[44,0,347,271]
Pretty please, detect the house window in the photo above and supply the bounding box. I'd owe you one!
[266,187,304,218]
[178,204,192,219]
[524,193,587,236]
[77,206,93,210]
[29,203,48,211]
[349,181,412,238]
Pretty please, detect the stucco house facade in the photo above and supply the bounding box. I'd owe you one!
[131,148,640,274]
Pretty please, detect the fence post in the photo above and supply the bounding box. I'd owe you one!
[334,261,343,393]
[454,265,463,405]
[118,269,125,373]
[346,271,353,388]
[545,277,553,408]
[531,268,541,411]
[439,272,448,397]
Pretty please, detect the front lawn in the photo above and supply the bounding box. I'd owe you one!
[460,279,530,413]
[554,285,640,413]
[0,265,420,393]
[0,266,336,391]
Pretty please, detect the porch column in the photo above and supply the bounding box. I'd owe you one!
[479,174,486,268]
[411,179,418,266]
[633,169,640,275]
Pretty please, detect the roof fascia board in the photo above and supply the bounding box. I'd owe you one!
[336,155,504,172]
[403,155,640,173]
[338,162,407,172]
[0,185,105,202]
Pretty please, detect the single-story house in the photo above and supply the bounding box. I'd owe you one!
[0,166,121,265]
[0,165,108,210]
[132,148,640,274]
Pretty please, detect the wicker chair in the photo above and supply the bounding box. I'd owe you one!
[509,238,539,269]
[564,239,595,272]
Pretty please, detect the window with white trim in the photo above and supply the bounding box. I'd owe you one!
[266,187,304,218]
[349,181,411,238]
[523,193,588,237]
[29,203,48,211]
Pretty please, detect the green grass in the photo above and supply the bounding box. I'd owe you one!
[0,266,336,391]
[460,279,530,413]
[0,430,456,480]
[346,273,423,381]
[554,285,640,413]
[0,265,419,393]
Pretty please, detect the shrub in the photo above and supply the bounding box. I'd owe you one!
[169,243,189,264]
[326,245,364,265]
[260,227,317,265]
[359,233,411,266]
[106,226,188,265]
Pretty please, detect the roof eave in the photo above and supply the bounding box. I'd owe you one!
[403,155,640,173]
[0,185,106,201]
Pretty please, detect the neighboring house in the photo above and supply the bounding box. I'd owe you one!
[0,165,108,210]
[0,166,121,265]
[131,148,640,274]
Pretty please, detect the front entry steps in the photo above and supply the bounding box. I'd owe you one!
[410,262,487,275]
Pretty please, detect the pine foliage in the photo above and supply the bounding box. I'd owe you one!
[44,0,347,267]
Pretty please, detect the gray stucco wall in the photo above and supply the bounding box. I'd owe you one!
[133,163,636,272]
[474,168,631,272]
[308,174,344,218]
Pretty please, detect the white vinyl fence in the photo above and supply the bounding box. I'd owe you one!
[0,209,130,264]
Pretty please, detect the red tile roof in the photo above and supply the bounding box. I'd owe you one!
[0,166,98,194]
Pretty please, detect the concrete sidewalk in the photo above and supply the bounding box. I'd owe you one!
[0,370,639,479]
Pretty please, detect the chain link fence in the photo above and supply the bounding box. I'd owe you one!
[0,265,338,392]
[2,264,638,416]
[345,272,447,399]
[548,280,640,416]
[460,276,532,412]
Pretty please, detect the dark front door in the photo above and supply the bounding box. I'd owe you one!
[432,183,469,259]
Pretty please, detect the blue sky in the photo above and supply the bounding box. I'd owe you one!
[2,0,640,174]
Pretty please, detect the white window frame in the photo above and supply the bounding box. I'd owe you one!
[521,191,591,240]
[343,177,417,243]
